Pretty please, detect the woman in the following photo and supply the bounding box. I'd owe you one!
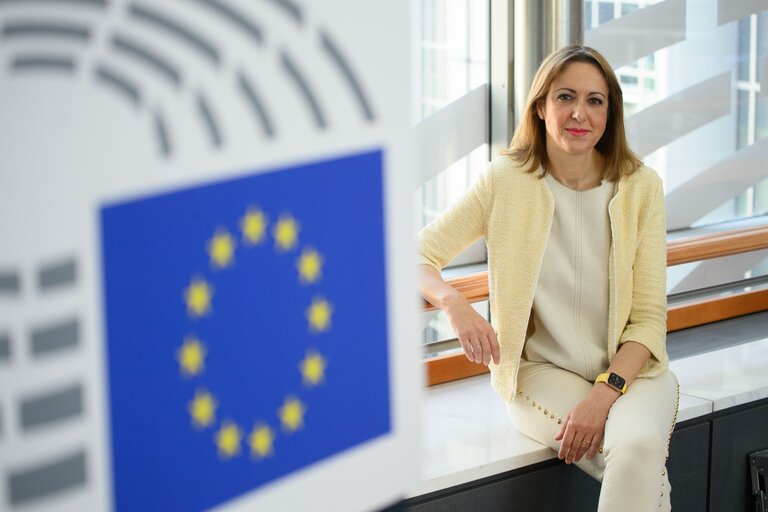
[417,45,679,511]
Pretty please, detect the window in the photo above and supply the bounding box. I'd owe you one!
[415,0,490,349]
[586,1,768,297]
[416,0,489,233]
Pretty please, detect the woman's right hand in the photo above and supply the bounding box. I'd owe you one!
[444,295,500,365]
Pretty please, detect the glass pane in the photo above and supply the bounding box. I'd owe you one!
[586,2,768,298]
[586,4,768,227]
[419,144,489,228]
[418,0,489,121]
[598,2,614,24]
[737,17,751,81]
[584,1,594,30]
[416,1,489,232]
[621,2,639,16]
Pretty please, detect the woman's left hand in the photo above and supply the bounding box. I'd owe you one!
[554,384,620,463]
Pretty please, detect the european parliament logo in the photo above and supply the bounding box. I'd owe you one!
[101,150,391,511]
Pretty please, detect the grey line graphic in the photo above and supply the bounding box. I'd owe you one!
[111,33,181,88]
[39,259,76,291]
[8,451,86,505]
[20,384,83,430]
[30,318,79,357]
[0,270,20,294]
[197,92,222,146]
[1,21,91,41]
[186,0,263,46]
[128,3,220,66]
[237,71,274,137]
[11,55,75,73]
[155,109,171,157]
[0,332,10,361]
[320,30,374,121]
[95,64,141,109]
[0,0,105,7]
[280,50,326,129]
[266,0,302,24]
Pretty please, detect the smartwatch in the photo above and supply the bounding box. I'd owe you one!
[595,372,627,394]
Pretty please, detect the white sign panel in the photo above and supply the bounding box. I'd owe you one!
[0,1,419,510]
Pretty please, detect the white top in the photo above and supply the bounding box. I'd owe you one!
[521,173,614,381]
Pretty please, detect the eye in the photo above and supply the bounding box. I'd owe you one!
[556,93,573,101]
[589,97,605,105]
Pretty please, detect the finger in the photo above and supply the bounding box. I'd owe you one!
[566,436,585,464]
[458,337,474,362]
[489,330,500,365]
[574,437,592,462]
[467,337,482,363]
[557,422,575,460]
[586,433,603,460]
[554,412,570,441]
[479,335,492,365]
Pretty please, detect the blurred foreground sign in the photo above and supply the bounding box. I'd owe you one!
[0,0,418,510]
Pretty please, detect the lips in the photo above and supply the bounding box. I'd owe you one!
[566,128,590,137]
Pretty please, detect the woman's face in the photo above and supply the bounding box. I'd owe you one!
[537,62,609,159]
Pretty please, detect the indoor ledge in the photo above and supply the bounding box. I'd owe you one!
[669,336,768,411]
[408,337,768,498]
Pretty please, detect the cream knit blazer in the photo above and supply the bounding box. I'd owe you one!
[417,157,669,402]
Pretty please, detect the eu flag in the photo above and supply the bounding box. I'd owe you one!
[101,149,391,511]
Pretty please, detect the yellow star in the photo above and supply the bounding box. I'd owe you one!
[241,207,268,245]
[188,390,217,428]
[300,350,327,387]
[184,278,213,317]
[215,421,242,458]
[296,248,323,284]
[176,336,206,376]
[207,229,236,268]
[273,215,300,251]
[278,396,306,432]
[306,297,333,333]
[248,423,275,459]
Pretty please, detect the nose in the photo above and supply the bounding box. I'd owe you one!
[571,103,585,123]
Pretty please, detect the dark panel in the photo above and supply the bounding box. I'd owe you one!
[0,332,10,361]
[668,311,768,360]
[19,384,83,430]
[406,421,711,512]
[668,421,710,512]
[0,271,20,294]
[378,499,407,512]
[38,259,76,291]
[407,461,599,512]
[710,402,768,512]
[30,319,79,356]
[8,451,86,505]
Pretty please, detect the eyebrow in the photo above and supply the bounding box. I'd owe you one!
[555,87,607,98]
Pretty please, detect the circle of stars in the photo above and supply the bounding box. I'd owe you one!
[177,205,332,461]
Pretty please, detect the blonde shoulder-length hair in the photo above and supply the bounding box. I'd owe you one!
[504,45,642,182]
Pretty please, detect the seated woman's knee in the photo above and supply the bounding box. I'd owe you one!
[607,431,666,463]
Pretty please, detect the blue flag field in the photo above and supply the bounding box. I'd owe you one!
[101,149,391,511]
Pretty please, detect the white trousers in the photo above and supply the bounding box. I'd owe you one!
[506,362,679,511]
